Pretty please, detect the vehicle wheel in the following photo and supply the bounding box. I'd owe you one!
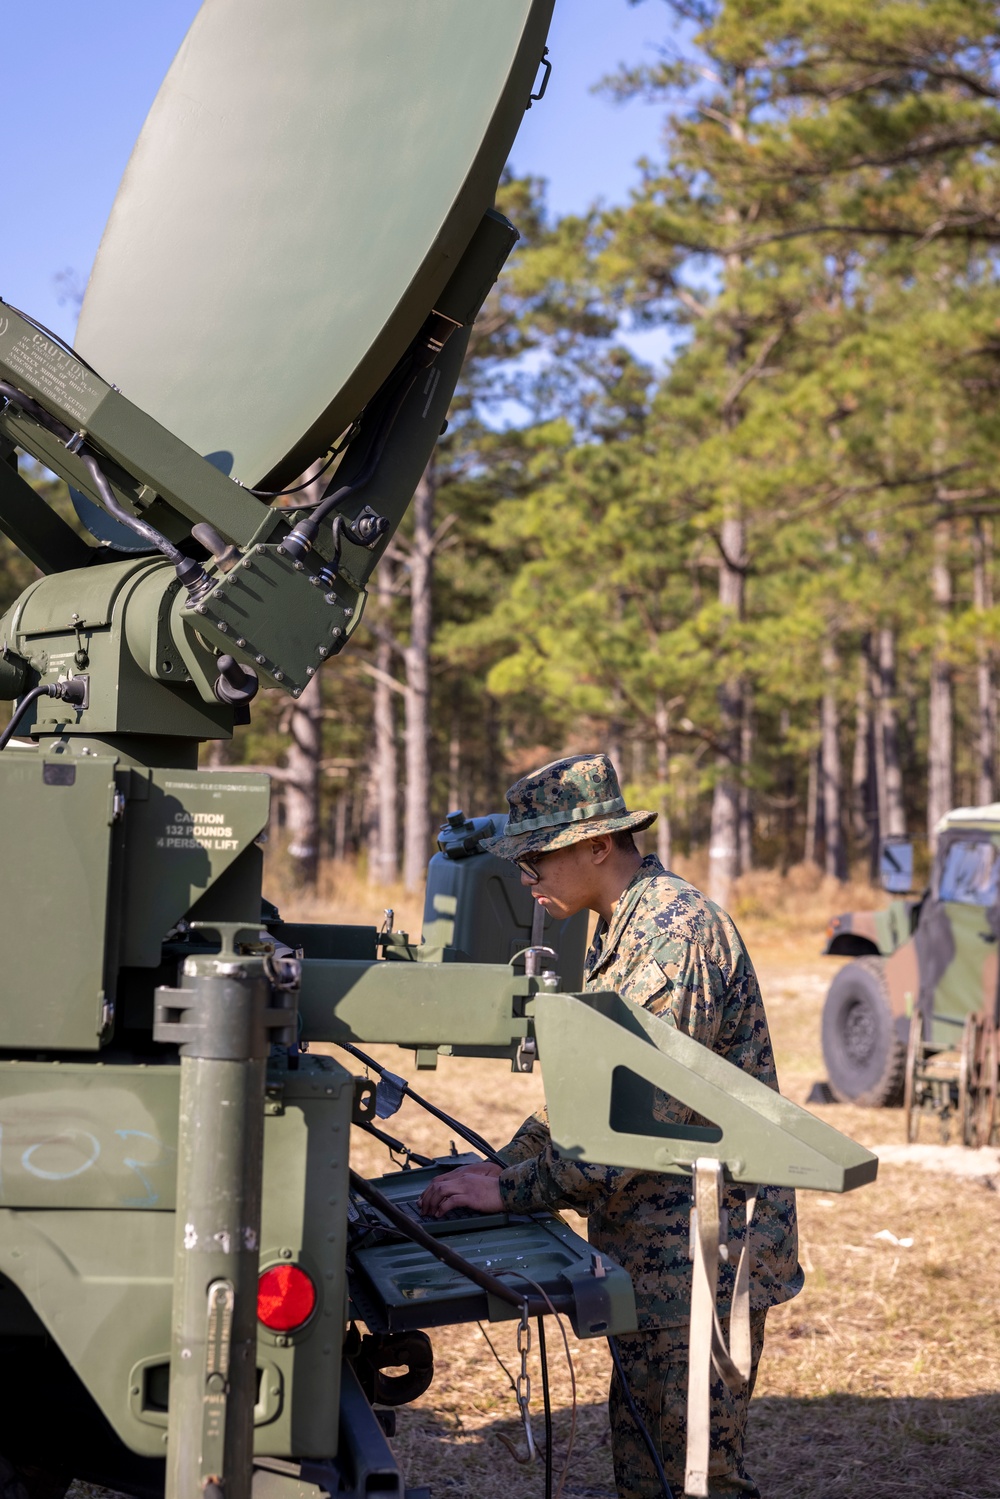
[821,957,906,1106]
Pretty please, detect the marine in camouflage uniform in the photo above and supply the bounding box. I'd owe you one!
[484,754,803,1498]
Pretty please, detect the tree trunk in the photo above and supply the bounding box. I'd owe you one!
[708,515,745,907]
[820,640,847,881]
[874,626,906,839]
[654,692,672,868]
[369,563,399,887]
[738,690,753,875]
[927,520,953,847]
[447,682,462,814]
[284,670,323,888]
[202,736,228,769]
[403,459,435,891]
[851,659,870,853]
[974,517,995,805]
[333,792,348,863]
[804,740,820,866]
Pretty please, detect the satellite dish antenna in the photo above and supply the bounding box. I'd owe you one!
[75,0,553,494]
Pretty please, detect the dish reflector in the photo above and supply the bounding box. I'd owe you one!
[75,0,553,489]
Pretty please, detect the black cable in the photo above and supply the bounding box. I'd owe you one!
[538,1316,553,1499]
[0,677,88,752]
[348,1170,574,1320]
[307,362,416,528]
[283,308,457,562]
[0,380,210,599]
[0,687,49,752]
[607,1335,674,1499]
[247,428,357,500]
[337,1041,506,1165]
[282,364,417,562]
[356,1117,435,1168]
[77,451,184,567]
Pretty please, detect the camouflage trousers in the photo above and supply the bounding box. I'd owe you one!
[608,1309,768,1498]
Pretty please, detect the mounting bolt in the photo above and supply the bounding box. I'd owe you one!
[343,607,353,619]
[274,670,284,682]
[276,545,286,556]
[255,654,266,665]
[331,627,343,639]
[291,687,300,696]
[317,646,329,659]
[256,545,266,555]
[293,560,304,571]
[217,621,228,633]
[242,558,252,569]
[309,575,322,587]
[236,637,247,648]
[324,592,337,605]
[305,666,315,677]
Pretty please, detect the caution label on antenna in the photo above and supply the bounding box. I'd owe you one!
[0,316,107,427]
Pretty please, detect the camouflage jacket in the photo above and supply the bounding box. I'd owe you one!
[497,855,803,1331]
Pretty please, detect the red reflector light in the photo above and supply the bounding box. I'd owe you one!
[257,1264,316,1331]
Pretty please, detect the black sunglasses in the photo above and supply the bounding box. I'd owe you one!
[515,851,550,883]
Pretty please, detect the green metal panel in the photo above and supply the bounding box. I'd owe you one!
[118,768,270,967]
[931,899,994,1043]
[0,1055,353,1461]
[297,959,534,1054]
[0,752,117,1049]
[533,990,879,1194]
[0,756,267,1049]
[75,0,555,489]
[0,1062,179,1209]
[255,1057,354,1458]
[0,1209,175,1458]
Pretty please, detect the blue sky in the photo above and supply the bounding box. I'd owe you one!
[3,1,679,360]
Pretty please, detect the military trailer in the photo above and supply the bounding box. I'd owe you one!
[821,807,1000,1143]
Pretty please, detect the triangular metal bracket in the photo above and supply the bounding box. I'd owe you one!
[531,990,877,1193]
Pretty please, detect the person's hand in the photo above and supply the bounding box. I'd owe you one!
[417,1161,503,1217]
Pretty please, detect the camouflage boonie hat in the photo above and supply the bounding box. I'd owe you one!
[483,753,656,860]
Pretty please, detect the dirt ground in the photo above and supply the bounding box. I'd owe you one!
[282,862,1000,1498]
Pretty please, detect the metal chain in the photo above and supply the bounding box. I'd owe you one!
[515,1301,536,1462]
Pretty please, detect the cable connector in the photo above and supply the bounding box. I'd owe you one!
[283,518,319,562]
[175,555,213,605]
[0,675,89,752]
[51,675,89,708]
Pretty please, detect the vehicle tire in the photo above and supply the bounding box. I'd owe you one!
[821,957,906,1106]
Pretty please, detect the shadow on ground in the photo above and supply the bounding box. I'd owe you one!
[397,1392,1000,1498]
[748,1393,1000,1499]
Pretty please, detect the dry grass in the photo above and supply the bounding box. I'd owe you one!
[274,859,1000,1498]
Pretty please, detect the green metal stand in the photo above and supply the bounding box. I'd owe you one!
[155,924,298,1499]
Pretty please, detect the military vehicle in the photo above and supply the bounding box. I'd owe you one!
[822,810,1000,1143]
[0,5,875,1498]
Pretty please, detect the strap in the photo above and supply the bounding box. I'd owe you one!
[685,1162,757,1497]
